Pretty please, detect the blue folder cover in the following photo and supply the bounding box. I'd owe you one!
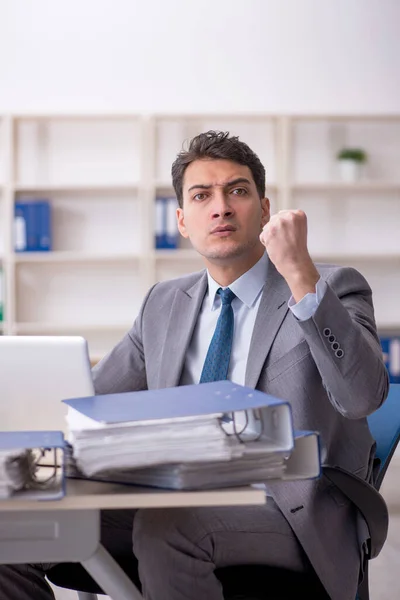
[0,430,64,450]
[62,381,290,424]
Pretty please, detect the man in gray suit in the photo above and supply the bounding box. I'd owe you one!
[0,131,389,600]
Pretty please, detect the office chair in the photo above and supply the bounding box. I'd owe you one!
[47,383,400,600]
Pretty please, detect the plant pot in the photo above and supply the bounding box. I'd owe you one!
[338,159,363,183]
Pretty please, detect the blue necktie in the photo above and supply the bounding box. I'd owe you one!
[200,287,236,383]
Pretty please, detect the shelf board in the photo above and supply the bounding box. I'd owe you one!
[13,183,139,194]
[155,250,400,263]
[289,114,400,122]
[311,253,400,262]
[155,181,175,191]
[14,251,141,264]
[154,181,278,192]
[377,324,400,332]
[12,113,141,122]
[292,182,400,193]
[154,249,203,261]
[14,322,132,334]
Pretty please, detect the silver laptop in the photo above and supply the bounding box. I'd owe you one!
[0,336,95,433]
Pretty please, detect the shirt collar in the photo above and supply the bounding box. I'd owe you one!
[206,251,269,310]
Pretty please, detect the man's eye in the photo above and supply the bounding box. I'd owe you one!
[232,188,247,196]
[193,193,207,201]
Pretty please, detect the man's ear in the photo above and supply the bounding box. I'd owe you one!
[177,208,189,239]
[261,197,270,228]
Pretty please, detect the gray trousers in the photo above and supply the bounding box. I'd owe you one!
[0,500,311,600]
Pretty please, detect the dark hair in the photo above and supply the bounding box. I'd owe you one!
[171,130,266,208]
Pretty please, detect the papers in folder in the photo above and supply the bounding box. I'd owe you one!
[0,431,65,500]
[63,381,321,490]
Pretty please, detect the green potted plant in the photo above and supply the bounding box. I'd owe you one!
[336,148,367,182]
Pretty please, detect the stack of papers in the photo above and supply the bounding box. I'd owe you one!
[68,413,243,476]
[66,440,288,490]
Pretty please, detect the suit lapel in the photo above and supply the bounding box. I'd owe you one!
[245,261,291,388]
[158,272,208,388]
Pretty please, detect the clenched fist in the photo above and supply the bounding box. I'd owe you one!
[259,210,320,302]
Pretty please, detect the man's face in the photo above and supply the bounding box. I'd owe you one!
[177,159,270,264]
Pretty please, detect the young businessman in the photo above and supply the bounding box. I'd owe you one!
[0,131,389,600]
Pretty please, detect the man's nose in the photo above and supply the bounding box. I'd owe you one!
[211,192,234,219]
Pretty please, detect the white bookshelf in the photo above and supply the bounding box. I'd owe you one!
[0,113,399,362]
[14,251,141,263]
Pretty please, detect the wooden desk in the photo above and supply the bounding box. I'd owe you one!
[0,479,266,600]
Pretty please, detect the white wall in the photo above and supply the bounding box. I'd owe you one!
[0,0,399,114]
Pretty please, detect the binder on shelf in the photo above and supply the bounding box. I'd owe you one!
[380,337,400,383]
[0,430,65,500]
[155,196,179,249]
[35,200,52,251]
[14,202,28,251]
[165,196,179,248]
[14,199,52,252]
[155,196,167,249]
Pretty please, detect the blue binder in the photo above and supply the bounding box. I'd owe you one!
[0,431,65,500]
[380,337,400,384]
[63,381,295,459]
[62,380,291,424]
[14,200,52,252]
[155,196,179,249]
[63,384,324,489]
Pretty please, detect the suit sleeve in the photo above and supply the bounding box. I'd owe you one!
[91,284,156,395]
[294,267,389,419]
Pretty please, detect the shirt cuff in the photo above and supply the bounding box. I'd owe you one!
[288,277,327,321]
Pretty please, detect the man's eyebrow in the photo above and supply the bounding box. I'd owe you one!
[187,178,252,193]
[223,177,252,188]
[188,183,212,192]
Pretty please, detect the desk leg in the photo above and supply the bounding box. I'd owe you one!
[82,543,143,600]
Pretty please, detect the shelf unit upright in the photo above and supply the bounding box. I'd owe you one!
[0,113,398,362]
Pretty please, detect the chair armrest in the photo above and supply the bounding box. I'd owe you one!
[323,466,389,559]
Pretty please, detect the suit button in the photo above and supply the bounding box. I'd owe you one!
[328,335,336,343]
[323,328,331,337]
[332,341,340,351]
[335,349,344,358]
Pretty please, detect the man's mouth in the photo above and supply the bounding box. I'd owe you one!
[211,225,237,237]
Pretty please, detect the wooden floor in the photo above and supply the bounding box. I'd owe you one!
[52,465,400,600]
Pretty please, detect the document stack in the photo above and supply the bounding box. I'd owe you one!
[64,381,321,490]
[0,431,65,500]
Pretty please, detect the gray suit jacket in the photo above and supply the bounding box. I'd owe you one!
[93,257,389,600]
